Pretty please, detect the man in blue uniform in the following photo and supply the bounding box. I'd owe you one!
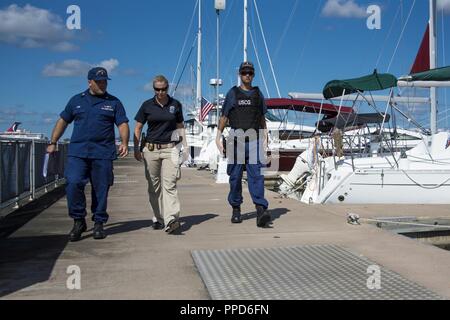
[215,62,271,227]
[47,67,129,241]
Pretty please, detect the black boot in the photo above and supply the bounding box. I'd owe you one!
[69,219,87,242]
[152,221,165,230]
[93,222,107,240]
[256,205,271,227]
[231,206,242,224]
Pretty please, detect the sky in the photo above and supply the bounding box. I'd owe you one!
[0,0,450,139]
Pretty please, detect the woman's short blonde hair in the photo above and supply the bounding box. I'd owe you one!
[153,75,169,86]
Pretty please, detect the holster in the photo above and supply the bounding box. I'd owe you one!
[139,133,146,152]
[222,136,227,157]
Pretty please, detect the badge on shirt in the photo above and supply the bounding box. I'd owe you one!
[101,105,114,112]
[169,105,176,114]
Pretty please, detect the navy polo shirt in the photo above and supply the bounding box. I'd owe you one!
[134,96,184,144]
[60,90,129,160]
[222,86,267,117]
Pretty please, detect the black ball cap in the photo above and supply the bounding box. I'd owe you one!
[239,61,255,72]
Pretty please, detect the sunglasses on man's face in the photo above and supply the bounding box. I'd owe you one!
[154,86,168,92]
[240,71,254,76]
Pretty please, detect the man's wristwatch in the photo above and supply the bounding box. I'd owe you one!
[48,141,57,146]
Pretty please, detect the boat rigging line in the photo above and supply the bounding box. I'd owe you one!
[171,0,199,95]
[375,2,402,69]
[172,36,198,97]
[387,0,417,72]
[253,0,281,98]
[273,0,300,62]
[248,26,270,98]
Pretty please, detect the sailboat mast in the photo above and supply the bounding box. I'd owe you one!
[243,0,248,62]
[430,0,437,134]
[238,0,248,86]
[196,0,202,111]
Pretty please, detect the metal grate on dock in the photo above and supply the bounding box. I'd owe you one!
[192,245,442,300]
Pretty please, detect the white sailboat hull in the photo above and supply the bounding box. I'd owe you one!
[309,169,450,204]
[299,132,450,205]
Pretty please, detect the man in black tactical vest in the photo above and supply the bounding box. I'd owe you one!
[215,62,271,227]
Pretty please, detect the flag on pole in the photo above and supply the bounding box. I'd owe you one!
[200,97,214,122]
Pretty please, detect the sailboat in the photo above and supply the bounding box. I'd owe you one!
[278,0,450,204]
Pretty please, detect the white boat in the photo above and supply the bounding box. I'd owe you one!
[0,122,45,140]
[300,131,450,204]
[276,0,450,204]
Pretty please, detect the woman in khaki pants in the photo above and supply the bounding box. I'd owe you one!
[133,75,188,234]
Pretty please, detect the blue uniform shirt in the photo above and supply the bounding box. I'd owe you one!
[221,86,267,117]
[60,90,129,160]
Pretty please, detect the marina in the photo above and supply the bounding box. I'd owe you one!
[1,0,450,302]
[1,156,450,299]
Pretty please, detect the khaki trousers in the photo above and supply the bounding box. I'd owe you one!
[143,146,181,225]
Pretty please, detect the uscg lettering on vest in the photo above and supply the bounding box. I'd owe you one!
[238,99,252,106]
[228,86,263,131]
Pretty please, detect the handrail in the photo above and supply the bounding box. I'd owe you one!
[0,138,68,218]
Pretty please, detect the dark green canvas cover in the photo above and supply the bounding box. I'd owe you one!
[407,66,450,81]
[323,70,397,99]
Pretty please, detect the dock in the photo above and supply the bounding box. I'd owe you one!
[1,156,449,299]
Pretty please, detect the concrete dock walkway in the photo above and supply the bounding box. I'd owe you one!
[1,157,449,299]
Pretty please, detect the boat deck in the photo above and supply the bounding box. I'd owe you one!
[1,156,449,299]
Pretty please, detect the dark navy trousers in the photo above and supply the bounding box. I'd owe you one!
[65,156,113,223]
[227,139,269,209]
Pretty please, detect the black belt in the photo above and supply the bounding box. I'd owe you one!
[145,141,179,151]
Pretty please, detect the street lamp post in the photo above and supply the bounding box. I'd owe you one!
[215,0,225,126]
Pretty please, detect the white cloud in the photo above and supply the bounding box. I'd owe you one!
[42,59,119,77]
[0,4,77,51]
[438,0,450,14]
[99,59,119,73]
[321,0,368,18]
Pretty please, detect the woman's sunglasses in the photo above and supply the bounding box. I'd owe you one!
[154,86,168,92]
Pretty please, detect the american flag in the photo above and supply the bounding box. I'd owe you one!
[199,97,214,122]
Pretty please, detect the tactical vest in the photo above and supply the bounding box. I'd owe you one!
[228,86,263,131]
